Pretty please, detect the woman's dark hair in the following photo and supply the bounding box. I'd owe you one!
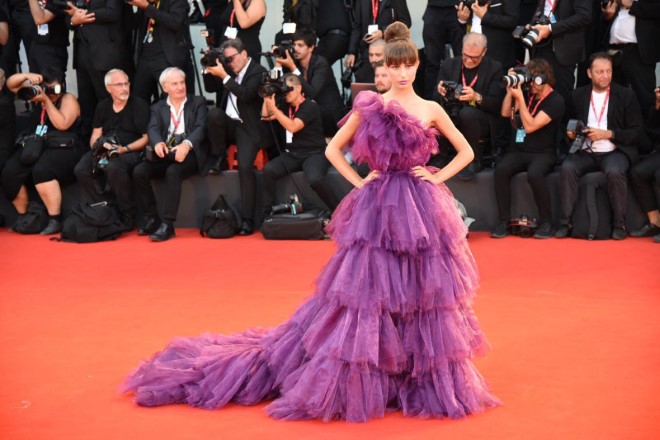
[526,58,555,88]
[383,22,417,66]
[41,67,65,86]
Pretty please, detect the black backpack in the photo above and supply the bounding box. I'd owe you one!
[200,195,239,238]
[13,201,49,234]
[58,202,124,243]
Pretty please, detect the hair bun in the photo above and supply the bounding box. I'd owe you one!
[384,22,411,43]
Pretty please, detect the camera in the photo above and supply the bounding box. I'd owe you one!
[512,14,551,49]
[17,83,63,100]
[258,69,293,98]
[508,215,539,238]
[567,119,589,154]
[442,80,464,119]
[272,194,304,215]
[461,0,490,7]
[200,48,224,68]
[91,134,121,175]
[500,66,548,88]
[261,40,294,60]
[341,58,363,89]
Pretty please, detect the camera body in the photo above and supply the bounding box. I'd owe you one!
[262,40,294,60]
[512,14,551,49]
[272,194,304,215]
[17,83,63,100]
[508,215,539,238]
[258,69,293,98]
[500,66,548,88]
[200,48,224,68]
[91,134,121,175]
[442,80,464,119]
[567,119,589,154]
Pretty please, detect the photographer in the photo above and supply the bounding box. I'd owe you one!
[27,0,69,74]
[434,32,504,179]
[133,67,208,241]
[260,73,339,220]
[456,0,520,70]
[491,58,565,239]
[204,37,267,235]
[203,0,266,61]
[555,52,643,240]
[275,27,347,137]
[1,67,83,234]
[73,69,149,231]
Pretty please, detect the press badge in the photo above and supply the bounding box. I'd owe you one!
[367,24,379,35]
[549,13,557,24]
[224,27,238,39]
[286,130,293,144]
[283,22,296,34]
[515,128,526,143]
[37,24,49,36]
[35,124,48,136]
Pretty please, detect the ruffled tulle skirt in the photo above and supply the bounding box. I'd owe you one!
[122,172,500,422]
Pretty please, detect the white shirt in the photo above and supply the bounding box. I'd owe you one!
[224,58,252,121]
[166,96,187,136]
[586,89,616,153]
[609,5,638,45]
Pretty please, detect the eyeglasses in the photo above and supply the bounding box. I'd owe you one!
[462,51,486,61]
[224,52,240,63]
[109,82,130,88]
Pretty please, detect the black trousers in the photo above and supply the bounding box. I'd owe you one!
[208,108,262,221]
[75,43,111,144]
[2,10,37,75]
[29,43,68,76]
[315,32,350,67]
[630,152,660,214]
[1,145,84,201]
[437,105,490,165]
[261,150,338,217]
[74,150,142,215]
[494,149,556,223]
[612,44,656,120]
[132,151,198,223]
[559,150,630,228]
[422,6,464,99]
[133,54,171,103]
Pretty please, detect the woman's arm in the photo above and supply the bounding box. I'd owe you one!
[233,0,266,29]
[42,93,80,131]
[325,112,370,188]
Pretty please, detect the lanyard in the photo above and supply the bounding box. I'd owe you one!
[230,9,236,27]
[170,106,184,135]
[527,88,553,117]
[590,88,610,127]
[288,97,305,120]
[146,1,161,35]
[372,0,379,24]
[461,66,478,88]
[546,0,558,16]
[39,107,47,126]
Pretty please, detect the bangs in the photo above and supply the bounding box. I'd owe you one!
[384,41,418,66]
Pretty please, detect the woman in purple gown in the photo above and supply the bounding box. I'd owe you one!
[122,22,500,422]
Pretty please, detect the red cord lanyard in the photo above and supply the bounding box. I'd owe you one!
[461,66,478,88]
[372,0,379,24]
[527,88,553,117]
[146,1,160,36]
[230,9,236,27]
[170,106,184,136]
[590,88,610,127]
[39,107,47,125]
[288,97,305,120]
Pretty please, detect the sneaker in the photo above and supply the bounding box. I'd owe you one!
[554,224,572,239]
[490,220,508,238]
[40,219,62,235]
[611,227,627,240]
[533,222,553,239]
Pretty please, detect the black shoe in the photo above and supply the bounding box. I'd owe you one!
[40,219,62,235]
[238,219,254,236]
[653,233,660,243]
[149,222,175,242]
[630,222,660,238]
[138,216,160,235]
[457,162,482,181]
[533,222,553,239]
[120,212,136,232]
[490,220,508,238]
[207,156,228,175]
[611,227,627,240]
[555,224,572,239]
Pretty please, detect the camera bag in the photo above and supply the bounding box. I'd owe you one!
[18,134,44,166]
[57,202,123,243]
[13,201,48,234]
[261,209,330,240]
[200,194,240,239]
[571,172,613,240]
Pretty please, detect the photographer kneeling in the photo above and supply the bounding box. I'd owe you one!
[491,58,565,239]
[73,69,149,232]
[260,74,339,221]
[1,68,83,235]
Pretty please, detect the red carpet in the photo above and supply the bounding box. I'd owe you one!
[1,230,658,439]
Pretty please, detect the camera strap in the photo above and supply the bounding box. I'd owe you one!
[371,0,379,23]
[461,66,478,89]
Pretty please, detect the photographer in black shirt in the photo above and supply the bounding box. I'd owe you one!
[74,69,149,231]
[491,58,565,239]
[260,73,339,220]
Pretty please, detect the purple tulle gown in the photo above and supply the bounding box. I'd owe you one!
[122,91,500,422]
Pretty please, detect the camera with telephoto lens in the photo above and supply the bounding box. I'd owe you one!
[508,215,539,238]
[512,14,551,49]
[500,66,548,88]
[199,29,225,69]
[272,194,304,215]
[91,133,121,176]
[17,83,63,101]
[261,40,294,60]
[567,119,589,154]
[341,58,363,89]
[258,69,293,98]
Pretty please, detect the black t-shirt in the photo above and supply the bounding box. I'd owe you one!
[279,99,325,153]
[92,96,150,146]
[519,90,565,153]
[35,3,69,47]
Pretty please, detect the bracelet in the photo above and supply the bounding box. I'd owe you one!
[124,146,130,153]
